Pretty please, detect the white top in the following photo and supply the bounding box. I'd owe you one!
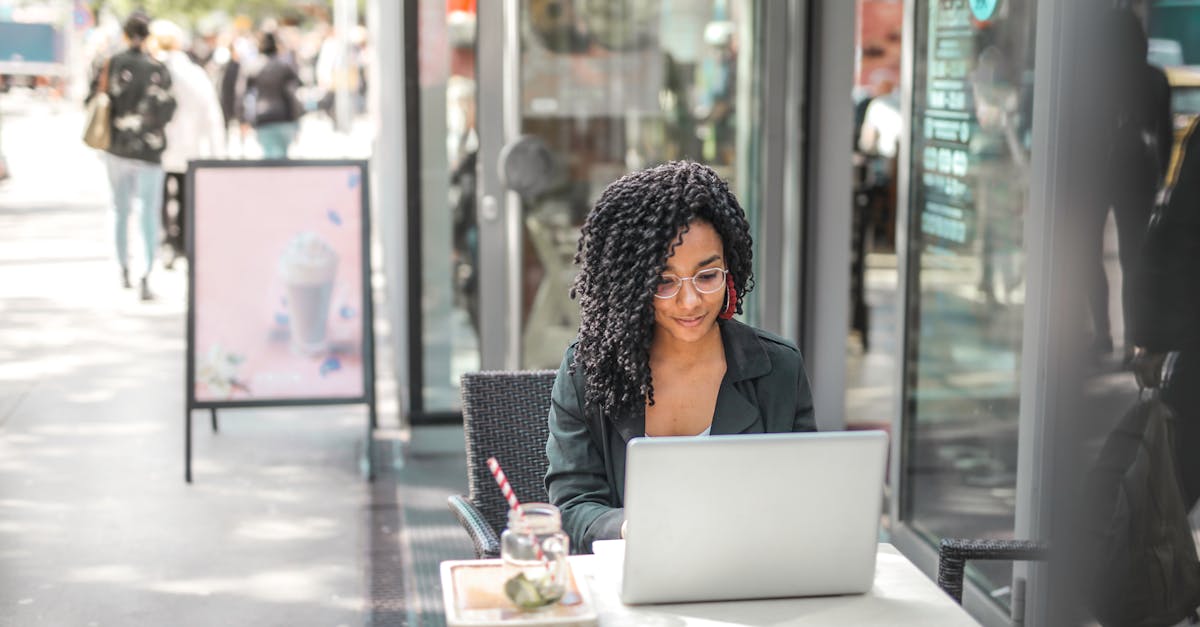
[645,424,711,437]
[160,51,225,173]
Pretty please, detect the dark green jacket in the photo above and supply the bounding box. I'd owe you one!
[544,319,816,553]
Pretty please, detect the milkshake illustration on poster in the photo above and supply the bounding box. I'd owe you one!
[189,163,370,403]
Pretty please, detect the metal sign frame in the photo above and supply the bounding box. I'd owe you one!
[184,159,377,482]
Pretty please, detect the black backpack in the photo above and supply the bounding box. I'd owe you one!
[1085,374,1200,626]
[1132,118,1200,353]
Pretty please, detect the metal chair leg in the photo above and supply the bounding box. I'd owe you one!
[185,408,193,483]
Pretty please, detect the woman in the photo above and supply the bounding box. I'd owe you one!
[150,19,225,268]
[545,161,816,553]
[88,11,176,300]
[245,32,301,159]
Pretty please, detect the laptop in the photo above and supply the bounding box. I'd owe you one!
[616,430,888,605]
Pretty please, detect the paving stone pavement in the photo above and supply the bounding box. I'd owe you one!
[0,94,437,627]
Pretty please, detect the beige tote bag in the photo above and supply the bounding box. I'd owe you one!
[83,59,111,150]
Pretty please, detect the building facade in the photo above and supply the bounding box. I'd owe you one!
[366,1,1195,625]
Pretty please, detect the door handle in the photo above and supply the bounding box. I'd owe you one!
[480,195,500,222]
[499,135,556,201]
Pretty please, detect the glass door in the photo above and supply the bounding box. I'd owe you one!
[476,0,767,371]
[410,0,484,415]
[898,0,1037,609]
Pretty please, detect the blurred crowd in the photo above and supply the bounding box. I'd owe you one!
[85,10,370,154]
[77,9,370,301]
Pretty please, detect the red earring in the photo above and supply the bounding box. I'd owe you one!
[719,274,737,320]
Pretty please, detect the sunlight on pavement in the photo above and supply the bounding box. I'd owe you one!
[0,92,380,625]
[65,565,143,584]
[234,517,341,541]
[144,566,359,604]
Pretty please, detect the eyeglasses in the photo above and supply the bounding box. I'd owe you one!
[653,267,728,299]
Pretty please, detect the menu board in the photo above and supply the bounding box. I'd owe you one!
[914,0,977,251]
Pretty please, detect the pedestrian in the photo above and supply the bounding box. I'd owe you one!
[1083,8,1172,363]
[86,11,177,300]
[217,41,242,141]
[0,105,8,183]
[150,19,225,268]
[244,32,302,159]
[1132,116,1200,507]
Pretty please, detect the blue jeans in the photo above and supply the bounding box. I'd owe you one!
[105,154,165,277]
[256,122,298,159]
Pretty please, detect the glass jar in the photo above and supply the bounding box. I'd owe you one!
[500,503,570,610]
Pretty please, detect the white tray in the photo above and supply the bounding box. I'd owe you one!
[440,559,598,627]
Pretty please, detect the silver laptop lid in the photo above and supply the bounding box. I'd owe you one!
[620,430,888,605]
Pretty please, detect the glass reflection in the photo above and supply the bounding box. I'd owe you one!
[847,0,903,443]
[418,0,482,412]
[1140,0,1200,525]
[516,0,761,369]
[903,0,1037,606]
[1068,7,1197,623]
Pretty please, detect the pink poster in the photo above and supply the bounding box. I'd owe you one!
[189,162,369,403]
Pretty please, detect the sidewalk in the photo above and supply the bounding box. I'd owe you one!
[0,93,472,626]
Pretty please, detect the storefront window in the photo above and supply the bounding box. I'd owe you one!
[847,0,903,436]
[514,0,762,369]
[413,0,763,403]
[902,0,1037,606]
[416,0,481,412]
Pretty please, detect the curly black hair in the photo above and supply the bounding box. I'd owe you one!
[570,161,755,422]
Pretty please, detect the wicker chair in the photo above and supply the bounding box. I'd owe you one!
[936,538,1050,604]
[447,370,557,559]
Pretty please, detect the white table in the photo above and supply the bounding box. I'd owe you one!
[573,541,981,626]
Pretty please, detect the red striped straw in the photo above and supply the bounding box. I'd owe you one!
[487,456,545,561]
[487,456,522,511]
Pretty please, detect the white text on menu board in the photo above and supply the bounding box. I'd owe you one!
[920,0,974,247]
